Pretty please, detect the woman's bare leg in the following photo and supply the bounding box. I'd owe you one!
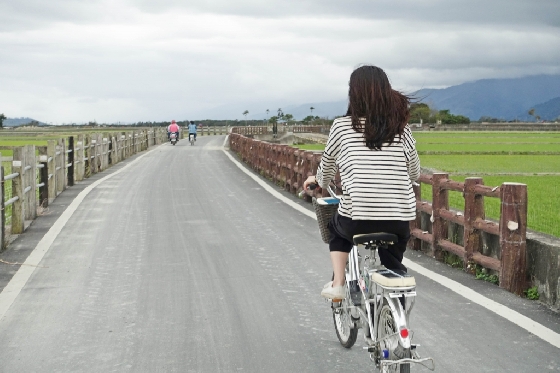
[331,251,348,287]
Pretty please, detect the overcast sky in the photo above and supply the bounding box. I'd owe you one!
[1,0,559,123]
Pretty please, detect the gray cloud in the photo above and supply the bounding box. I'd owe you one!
[130,0,560,27]
[0,0,559,122]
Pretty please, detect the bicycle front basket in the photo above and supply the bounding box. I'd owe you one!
[312,197,339,244]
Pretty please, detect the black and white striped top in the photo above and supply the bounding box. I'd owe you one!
[316,116,420,220]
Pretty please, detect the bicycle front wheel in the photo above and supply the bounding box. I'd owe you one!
[332,295,358,348]
[378,302,411,373]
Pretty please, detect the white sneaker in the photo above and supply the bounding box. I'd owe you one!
[321,281,346,300]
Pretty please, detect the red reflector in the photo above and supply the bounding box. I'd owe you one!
[400,328,409,338]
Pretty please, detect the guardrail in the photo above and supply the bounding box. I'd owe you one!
[230,125,329,136]
[0,128,168,250]
[231,126,269,136]
[229,132,325,197]
[197,126,229,136]
[410,174,527,295]
[229,129,529,296]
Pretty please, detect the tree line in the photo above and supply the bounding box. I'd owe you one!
[409,103,471,124]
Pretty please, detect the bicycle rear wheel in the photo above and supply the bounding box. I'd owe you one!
[378,302,410,373]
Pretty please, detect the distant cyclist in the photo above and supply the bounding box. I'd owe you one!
[168,120,180,142]
[188,121,197,142]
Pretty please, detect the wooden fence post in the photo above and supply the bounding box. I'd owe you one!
[11,147,25,234]
[84,134,91,178]
[0,164,4,249]
[76,134,85,181]
[91,135,98,174]
[96,133,103,172]
[47,140,56,201]
[109,136,115,165]
[25,145,37,221]
[431,173,448,260]
[133,132,138,154]
[56,138,66,194]
[102,136,108,170]
[119,135,124,162]
[463,177,484,272]
[38,146,49,207]
[68,136,75,187]
[499,183,528,295]
[125,132,130,158]
[409,183,422,251]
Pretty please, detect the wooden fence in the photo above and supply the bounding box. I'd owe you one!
[231,125,329,136]
[229,130,529,296]
[197,126,230,136]
[410,174,527,295]
[0,128,168,250]
[229,132,325,197]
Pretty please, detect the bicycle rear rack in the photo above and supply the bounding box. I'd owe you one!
[373,355,435,372]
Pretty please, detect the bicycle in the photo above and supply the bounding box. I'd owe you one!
[312,184,434,372]
[189,133,195,146]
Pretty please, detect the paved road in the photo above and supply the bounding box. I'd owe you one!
[0,135,558,372]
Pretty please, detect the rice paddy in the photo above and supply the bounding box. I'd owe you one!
[295,131,560,237]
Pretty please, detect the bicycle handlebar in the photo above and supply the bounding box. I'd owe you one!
[300,181,338,199]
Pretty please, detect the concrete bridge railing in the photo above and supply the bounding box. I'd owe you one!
[1,128,168,250]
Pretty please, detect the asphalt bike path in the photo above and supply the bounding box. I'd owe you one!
[0,135,557,372]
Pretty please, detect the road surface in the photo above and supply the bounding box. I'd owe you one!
[0,135,558,372]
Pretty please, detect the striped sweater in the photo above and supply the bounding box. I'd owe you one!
[316,116,420,220]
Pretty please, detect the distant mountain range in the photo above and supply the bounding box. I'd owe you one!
[415,75,560,121]
[3,117,48,127]
[245,74,560,122]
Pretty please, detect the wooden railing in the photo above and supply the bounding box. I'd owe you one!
[197,126,230,136]
[0,128,168,250]
[229,130,529,296]
[230,125,329,136]
[410,173,528,295]
[292,125,328,133]
[231,126,269,136]
[229,133,325,197]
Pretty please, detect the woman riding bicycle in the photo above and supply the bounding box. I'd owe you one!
[303,65,420,300]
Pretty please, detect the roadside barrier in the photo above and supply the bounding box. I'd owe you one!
[197,126,229,136]
[229,132,325,198]
[231,125,329,136]
[410,174,528,295]
[231,126,269,136]
[229,129,529,296]
[0,128,168,249]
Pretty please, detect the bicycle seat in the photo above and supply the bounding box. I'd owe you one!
[353,233,398,246]
[370,269,416,287]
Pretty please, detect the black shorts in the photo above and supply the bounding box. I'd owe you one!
[327,211,410,271]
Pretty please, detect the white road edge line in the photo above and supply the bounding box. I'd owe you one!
[0,151,151,321]
[221,136,560,350]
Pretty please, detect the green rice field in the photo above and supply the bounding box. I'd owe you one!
[295,131,560,237]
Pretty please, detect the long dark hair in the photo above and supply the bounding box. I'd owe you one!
[346,65,410,150]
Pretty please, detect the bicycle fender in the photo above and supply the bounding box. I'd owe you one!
[385,297,411,349]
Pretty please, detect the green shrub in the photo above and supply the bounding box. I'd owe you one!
[524,286,540,300]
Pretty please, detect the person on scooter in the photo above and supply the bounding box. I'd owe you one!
[168,120,180,142]
[303,65,420,300]
[188,121,197,142]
